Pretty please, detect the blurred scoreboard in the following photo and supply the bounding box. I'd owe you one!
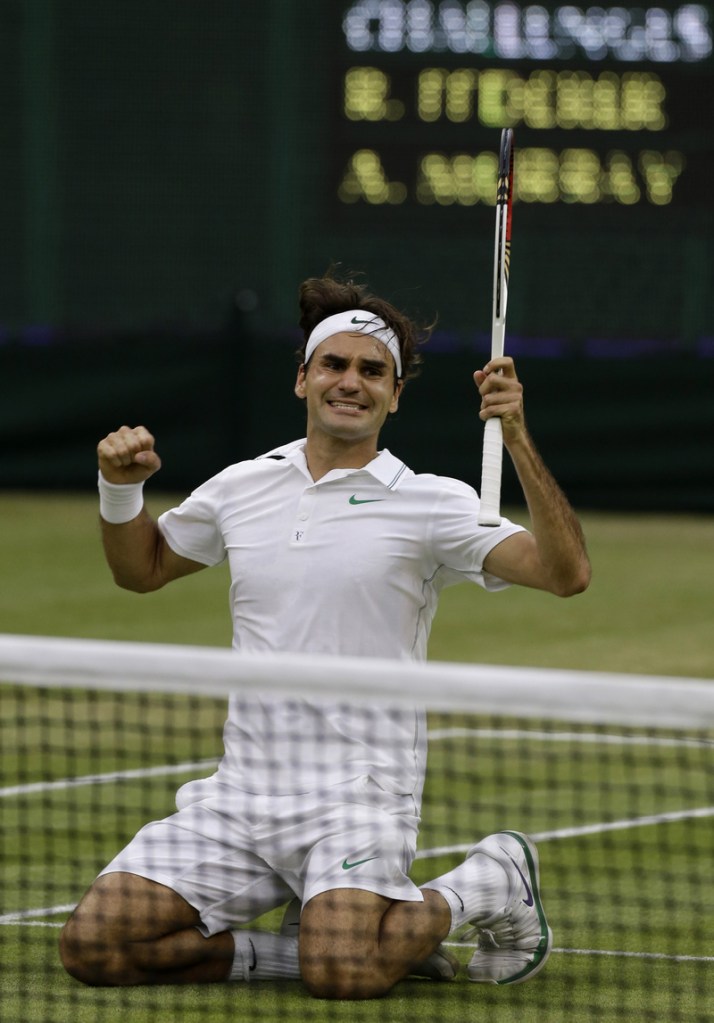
[335,2,710,207]
[320,2,713,341]
[3,1,712,343]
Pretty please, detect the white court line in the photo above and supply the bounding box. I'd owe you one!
[0,759,218,799]
[446,941,714,964]
[0,903,75,925]
[553,946,714,964]
[3,726,709,800]
[427,727,714,749]
[414,804,714,859]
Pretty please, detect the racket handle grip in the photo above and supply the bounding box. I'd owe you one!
[478,417,503,526]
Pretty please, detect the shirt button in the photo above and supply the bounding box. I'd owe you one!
[299,512,309,521]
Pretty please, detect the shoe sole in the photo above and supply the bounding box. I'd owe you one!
[471,830,553,986]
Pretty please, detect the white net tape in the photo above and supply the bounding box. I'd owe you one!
[1,633,712,728]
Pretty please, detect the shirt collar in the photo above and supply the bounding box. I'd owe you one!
[259,439,409,491]
[360,448,409,490]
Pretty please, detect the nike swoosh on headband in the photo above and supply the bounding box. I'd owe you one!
[304,309,402,377]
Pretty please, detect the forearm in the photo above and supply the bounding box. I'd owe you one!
[505,429,591,596]
[100,507,168,592]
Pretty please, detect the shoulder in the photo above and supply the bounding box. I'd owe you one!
[378,450,475,502]
[193,460,272,493]
[399,471,526,540]
[398,471,478,504]
[179,440,304,507]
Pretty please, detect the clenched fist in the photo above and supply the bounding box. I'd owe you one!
[97,425,162,485]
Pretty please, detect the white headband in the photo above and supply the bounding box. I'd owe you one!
[304,309,403,378]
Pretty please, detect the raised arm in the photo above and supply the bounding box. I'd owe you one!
[475,358,591,597]
[97,425,205,592]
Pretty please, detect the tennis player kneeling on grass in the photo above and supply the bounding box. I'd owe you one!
[59,272,590,999]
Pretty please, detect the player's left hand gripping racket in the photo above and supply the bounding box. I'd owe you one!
[478,128,514,527]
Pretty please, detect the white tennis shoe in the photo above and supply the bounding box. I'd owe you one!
[463,830,553,985]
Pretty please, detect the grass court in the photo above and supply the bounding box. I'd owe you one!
[1,492,712,1021]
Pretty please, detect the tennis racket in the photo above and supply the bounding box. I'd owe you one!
[478,127,514,527]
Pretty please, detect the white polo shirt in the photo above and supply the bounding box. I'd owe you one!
[158,439,525,798]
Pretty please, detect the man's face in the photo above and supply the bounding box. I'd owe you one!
[294,332,403,444]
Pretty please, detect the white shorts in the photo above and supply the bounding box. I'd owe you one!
[99,774,423,936]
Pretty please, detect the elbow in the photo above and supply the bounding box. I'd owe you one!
[108,549,168,593]
[552,560,592,598]
[111,570,163,594]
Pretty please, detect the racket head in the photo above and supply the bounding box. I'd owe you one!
[492,128,514,337]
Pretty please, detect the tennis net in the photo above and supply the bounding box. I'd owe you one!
[2,633,713,1022]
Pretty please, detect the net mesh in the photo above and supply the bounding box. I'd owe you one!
[2,634,713,1023]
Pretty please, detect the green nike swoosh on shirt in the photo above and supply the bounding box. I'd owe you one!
[348,495,384,505]
[342,856,379,870]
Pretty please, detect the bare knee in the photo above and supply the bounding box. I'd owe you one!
[297,891,396,999]
[298,888,450,999]
[59,872,199,986]
[300,951,392,1001]
[59,913,121,986]
[59,874,143,986]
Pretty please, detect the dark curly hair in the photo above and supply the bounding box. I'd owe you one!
[297,270,433,382]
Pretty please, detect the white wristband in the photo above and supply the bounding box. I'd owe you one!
[98,471,145,524]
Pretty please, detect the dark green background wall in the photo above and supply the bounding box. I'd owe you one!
[2,328,712,512]
[1,2,712,508]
